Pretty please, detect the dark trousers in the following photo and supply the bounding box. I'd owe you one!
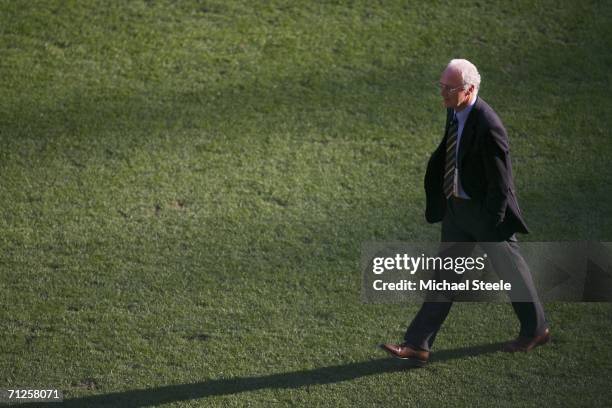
[403,197,548,351]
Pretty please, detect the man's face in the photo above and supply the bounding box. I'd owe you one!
[439,67,474,111]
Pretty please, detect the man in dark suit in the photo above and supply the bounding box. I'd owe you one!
[381,59,550,366]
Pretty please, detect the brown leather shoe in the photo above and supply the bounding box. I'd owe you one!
[380,343,430,366]
[502,328,551,352]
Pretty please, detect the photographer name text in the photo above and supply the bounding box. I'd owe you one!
[373,279,511,291]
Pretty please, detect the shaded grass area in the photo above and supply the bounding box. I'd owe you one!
[1,0,611,406]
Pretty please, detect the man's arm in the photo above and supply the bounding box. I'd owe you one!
[481,116,511,226]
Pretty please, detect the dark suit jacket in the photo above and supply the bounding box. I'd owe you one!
[424,96,529,237]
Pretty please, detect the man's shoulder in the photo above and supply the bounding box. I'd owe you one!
[473,97,504,128]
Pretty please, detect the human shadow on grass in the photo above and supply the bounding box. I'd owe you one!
[27,342,503,408]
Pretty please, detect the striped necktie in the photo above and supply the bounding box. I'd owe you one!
[443,116,459,199]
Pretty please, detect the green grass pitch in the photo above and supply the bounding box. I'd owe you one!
[1,1,611,406]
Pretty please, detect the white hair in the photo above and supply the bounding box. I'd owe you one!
[447,59,481,90]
